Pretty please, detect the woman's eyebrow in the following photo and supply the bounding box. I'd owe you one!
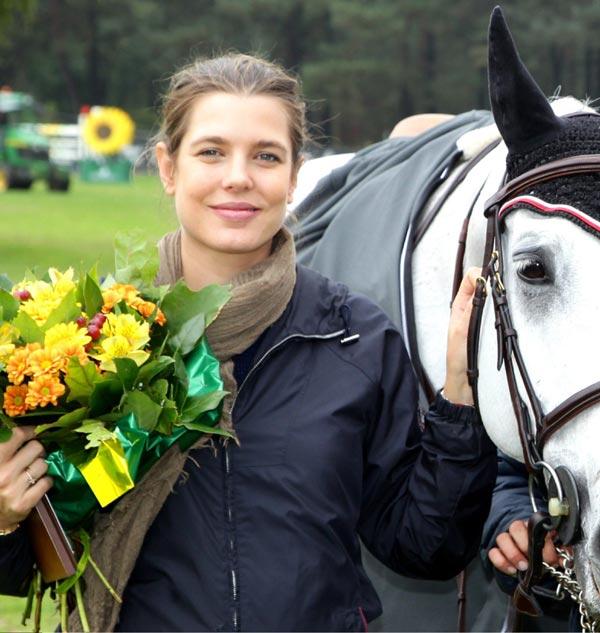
[255,140,288,154]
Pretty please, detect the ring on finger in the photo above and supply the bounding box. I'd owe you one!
[24,468,37,487]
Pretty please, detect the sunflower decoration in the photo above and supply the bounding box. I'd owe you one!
[82,106,135,155]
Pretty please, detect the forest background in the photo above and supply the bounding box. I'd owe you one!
[2,0,600,150]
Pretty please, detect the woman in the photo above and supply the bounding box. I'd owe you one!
[0,54,496,632]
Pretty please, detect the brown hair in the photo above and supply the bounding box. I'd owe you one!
[157,53,308,166]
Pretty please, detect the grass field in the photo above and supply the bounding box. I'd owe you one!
[0,174,177,282]
[0,174,177,631]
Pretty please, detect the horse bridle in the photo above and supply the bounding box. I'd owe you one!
[467,151,600,547]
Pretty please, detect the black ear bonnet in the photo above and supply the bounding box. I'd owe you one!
[488,6,600,221]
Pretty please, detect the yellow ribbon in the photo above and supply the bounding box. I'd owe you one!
[79,438,134,507]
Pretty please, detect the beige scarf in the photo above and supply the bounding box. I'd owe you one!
[68,227,296,632]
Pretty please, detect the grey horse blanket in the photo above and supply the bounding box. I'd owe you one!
[292,111,512,632]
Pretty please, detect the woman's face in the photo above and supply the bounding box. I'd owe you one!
[157,92,297,264]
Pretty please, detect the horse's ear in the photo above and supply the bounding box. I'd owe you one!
[488,5,564,153]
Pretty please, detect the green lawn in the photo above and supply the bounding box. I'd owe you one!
[0,174,177,631]
[0,174,177,282]
[0,594,57,633]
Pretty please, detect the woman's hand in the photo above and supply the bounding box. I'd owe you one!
[0,426,52,532]
[443,267,480,406]
[488,519,559,575]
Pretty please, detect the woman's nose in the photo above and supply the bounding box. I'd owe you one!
[222,156,253,190]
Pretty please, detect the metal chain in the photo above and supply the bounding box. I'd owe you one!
[542,549,597,632]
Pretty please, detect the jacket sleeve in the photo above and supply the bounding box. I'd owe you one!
[0,527,35,596]
[357,322,497,581]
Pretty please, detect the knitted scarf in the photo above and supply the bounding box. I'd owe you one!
[68,227,296,632]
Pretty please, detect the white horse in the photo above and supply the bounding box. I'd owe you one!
[295,7,600,625]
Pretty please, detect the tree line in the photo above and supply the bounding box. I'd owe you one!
[1,0,599,149]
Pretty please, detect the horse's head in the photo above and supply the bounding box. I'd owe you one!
[476,6,600,616]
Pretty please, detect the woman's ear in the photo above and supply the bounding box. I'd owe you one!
[156,142,176,195]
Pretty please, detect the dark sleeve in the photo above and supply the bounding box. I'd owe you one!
[0,527,35,596]
[357,322,497,581]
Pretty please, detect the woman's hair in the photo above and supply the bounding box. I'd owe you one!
[157,53,308,166]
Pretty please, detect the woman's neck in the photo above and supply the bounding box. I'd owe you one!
[180,233,272,290]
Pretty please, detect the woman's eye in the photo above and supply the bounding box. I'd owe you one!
[516,258,548,283]
[198,148,221,158]
[257,152,280,163]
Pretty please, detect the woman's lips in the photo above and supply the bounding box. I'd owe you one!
[210,202,260,221]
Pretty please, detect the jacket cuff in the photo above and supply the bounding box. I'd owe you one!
[432,390,481,425]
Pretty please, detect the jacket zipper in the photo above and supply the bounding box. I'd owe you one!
[224,329,345,631]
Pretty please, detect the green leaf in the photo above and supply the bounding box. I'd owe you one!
[34,407,89,435]
[181,390,227,424]
[175,419,233,438]
[75,420,116,449]
[114,230,159,288]
[155,399,178,435]
[122,390,162,431]
[89,379,123,417]
[83,273,104,317]
[42,289,80,331]
[0,289,18,321]
[12,311,43,344]
[148,378,169,403]
[0,427,13,442]
[137,356,175,385]
[65,358,102,404]
[0,274,13,292]
[168,312,206,356]
[161,282,231,341]
[113,357,139,391]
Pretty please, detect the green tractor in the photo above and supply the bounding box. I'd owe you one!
[0,89,70,192]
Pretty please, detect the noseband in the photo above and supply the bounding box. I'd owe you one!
[467,151,600,545]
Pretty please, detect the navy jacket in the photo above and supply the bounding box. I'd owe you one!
[1,266,496,632]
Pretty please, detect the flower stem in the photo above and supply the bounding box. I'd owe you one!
[33,571,42,633]
[74,579,90,633]
[88,555,122,603]
[60,592,68,633]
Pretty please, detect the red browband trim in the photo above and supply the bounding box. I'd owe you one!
[498,195,600,234]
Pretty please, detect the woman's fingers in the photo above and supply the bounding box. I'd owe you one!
[443,267,482,405]
[488,546,518,575]
[0,427,52,527]
[496,526,529,572]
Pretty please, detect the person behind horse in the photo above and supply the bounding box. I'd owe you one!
[0,53,496,631]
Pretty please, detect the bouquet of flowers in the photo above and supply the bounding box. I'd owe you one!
[0,232,231,632]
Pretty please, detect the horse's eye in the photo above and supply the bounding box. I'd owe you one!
[516,258,547,283]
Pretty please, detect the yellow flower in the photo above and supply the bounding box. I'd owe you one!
[3,384,29,417]
[28,348,63,377]
[101,283,140,312]
[91,313,150,372]
[0,323,20,364]
[14,269,75,325]
[25,375,66,408]
[48,268,76,296]
[45,322,91,352]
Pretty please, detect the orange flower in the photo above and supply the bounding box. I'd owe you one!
[29,348,63,377]
[25,375,66,408]
[3,385,29,417]
[6,347,32,385]
[131,298,167,326]
[56,343,89,371]
[102,283,139,312]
